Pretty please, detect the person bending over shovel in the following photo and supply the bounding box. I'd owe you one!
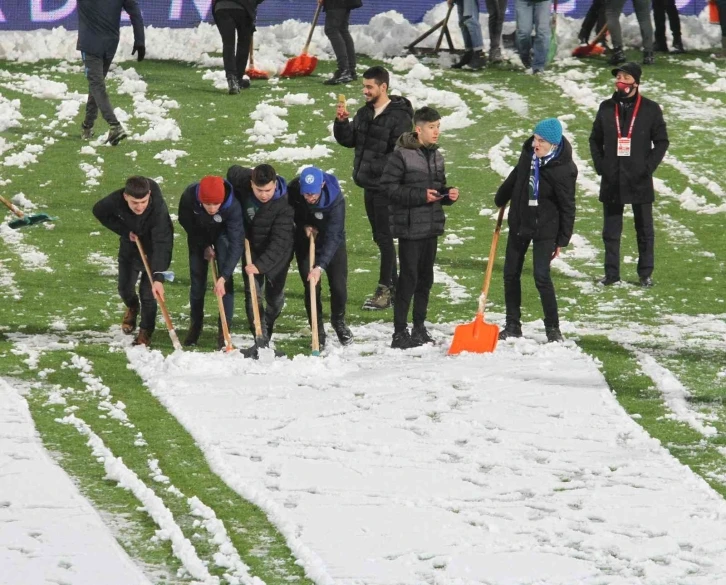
[178,175,244,350]
[93,176,174,347]
[226,163,294,359]
[495,118,577,343]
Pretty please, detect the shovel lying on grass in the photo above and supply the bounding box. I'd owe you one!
[448,206,506,356]
[281,3,322,78]
[0,195,56,229]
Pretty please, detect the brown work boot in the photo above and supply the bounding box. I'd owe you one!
[132,328,152,347]
[362,284,392,310]
[121,303,139,334]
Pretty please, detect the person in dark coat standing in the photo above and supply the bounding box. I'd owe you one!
[495,118,577,343]
[226,163,294,358]
[652,0,685,54]
[319,0,362,85]
[589,62,669,288]
[288,167,353,349]
[334,65,414,311]
[77,0,145,145]
[212,0,265,94]
[380,107,459,350]
[92,176,174,347]
[178,175,244,350]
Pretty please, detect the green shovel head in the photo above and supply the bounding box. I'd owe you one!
[9,214,55,229]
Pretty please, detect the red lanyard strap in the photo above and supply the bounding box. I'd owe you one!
[614,94,642,139]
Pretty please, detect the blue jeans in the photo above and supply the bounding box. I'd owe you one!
[188,233,235,329]
[515,0,551,71]
[455,0,484,51]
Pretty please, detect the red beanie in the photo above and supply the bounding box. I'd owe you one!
[199,176,225,205]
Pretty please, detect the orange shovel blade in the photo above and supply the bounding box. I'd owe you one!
[245,67,269,80]
[281,54,318,78]
[447,313,499,356]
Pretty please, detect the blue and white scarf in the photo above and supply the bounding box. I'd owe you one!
[528,143,561,206]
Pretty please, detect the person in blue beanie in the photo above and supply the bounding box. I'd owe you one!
[495,118,577,343]
[288,167,353,349]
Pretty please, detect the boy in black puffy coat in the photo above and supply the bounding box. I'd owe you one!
[380,107,459,350]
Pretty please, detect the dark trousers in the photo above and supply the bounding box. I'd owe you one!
[118,244,157,332]
[485,0,507,51]
[579,0,606,41]
[82,52,118,127]
[295,236,348,329]
[243,261,291,341]
[394,237,437,333]
[502,233,559,329]
[324,8,356,73]
[188,234,235,330]
[718,0,726,36]
[606,0,653,51]
[602,202,654,280]
[215,8,253,78]
[652,0,682,45]
[364,188,397,288]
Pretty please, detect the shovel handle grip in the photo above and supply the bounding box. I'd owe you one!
[302,3,323,54]
[245,239,264,339]
[478,206,506,315]
[211,259,234,352]
[0,195,24,219]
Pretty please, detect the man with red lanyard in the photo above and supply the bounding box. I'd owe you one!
[589,62,669,288]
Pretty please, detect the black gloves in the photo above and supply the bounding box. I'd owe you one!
[132,44,145,62]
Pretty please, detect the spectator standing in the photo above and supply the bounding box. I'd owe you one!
[319,0,363,85]
[606,0,655,65]
[449,0,487,69]
[652,0,685,53]
[515,0,551,74]
[486,0,508,63]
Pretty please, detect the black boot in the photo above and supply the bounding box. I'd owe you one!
[671,40,685,54]
[227,75,240,95]
[324,69,354,85]
[183,322,202,347]
[106,123,127,146]
[653,39,669,53]
[608,47,626,65]
[642,50,655,65]
[411,324,434,346]
[237,74,251,90]
[466,51,487,70]
[545,326,564,343]
[451,50,473,69]
[391,328,416,350]
[332,318,354,346]
[498,321,522,341]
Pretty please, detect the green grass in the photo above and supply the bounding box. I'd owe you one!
[2,50,726,581]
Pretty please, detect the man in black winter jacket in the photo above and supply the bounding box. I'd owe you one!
[495,118,577,343]
[93,176,173,347]
[178,175,244,350]
[334,66,413,311]
[78,0,145,145]
[226,163,294,357]
[381,107,459,350]
[589,62,669,288]
[319,0,362,85]
[289,166,353,350]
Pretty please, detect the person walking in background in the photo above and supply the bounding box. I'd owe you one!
[652,0,685,53]
[515,0,551,74]
[589,63,669,288]
[77,0,145,145]
[319,0,362,85]
[606,0,655,65]
[212,0,265,94]
[92,176,174,347]
[380,107,459,350]
[485,0,508,63]
[449,0,487,69]
[288,167,354,349]
[178,175,244,350]
[577,0,606,46]
[333,66,413,311]
[495,118,577,343]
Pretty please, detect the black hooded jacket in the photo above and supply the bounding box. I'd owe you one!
[92,179,173,282]
[77,0,145,59]
[333,95,414,191]
[495,136,577,246]
[589,91,669,205]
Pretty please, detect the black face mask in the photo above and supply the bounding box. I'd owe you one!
[615,81,636,97]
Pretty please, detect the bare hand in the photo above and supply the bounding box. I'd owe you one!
[308,266,322,287]
[305,225,318,239]
[318,0,324,4]
[129,232,138,242]
[426,189,441,203]
[204,246,215,262]
[551,247,561,260]
[336,103,349,121]
[152,281,165,302]
[448,187,460,202]
[245,264,259,276]
[214,276,226,297]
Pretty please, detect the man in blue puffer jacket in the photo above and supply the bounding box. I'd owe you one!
[288,167,353,349]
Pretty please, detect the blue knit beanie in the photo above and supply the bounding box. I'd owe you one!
[533,118,563,146]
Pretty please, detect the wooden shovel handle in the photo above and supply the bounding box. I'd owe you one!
[302,4,323,55]
[211,259,234,351]
[477,206,506,315]
[134,238,182,351]
[309,233,319,354]
[248,35,255,68]
[435,4,455,51]
[0,195,24,218]
[589,24,609,48]
[244,239,264,339]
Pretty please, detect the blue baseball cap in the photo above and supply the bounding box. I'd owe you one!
[300,167,324,195]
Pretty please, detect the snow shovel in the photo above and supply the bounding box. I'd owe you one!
[244,239,266,349]
[710,0,720,24]
[210,259,234,353]
[546,0,558,65]
[135,238,183,351]
[572,24,608,58]
[0,195,55,229]
[281,3,322,78]
[309,233,320,356]
[246,35,269,80]
[448,206,506,356]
